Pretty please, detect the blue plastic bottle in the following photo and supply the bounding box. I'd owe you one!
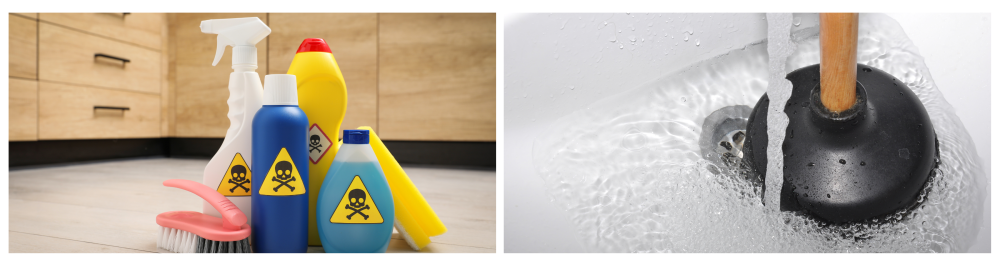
[317,130,394,253]
[251,74,309,253]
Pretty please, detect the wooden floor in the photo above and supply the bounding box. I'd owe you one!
[8,157,496,253]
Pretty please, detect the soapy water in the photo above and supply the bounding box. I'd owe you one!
[531,13,987,252]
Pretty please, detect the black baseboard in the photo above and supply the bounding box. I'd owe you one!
[10,138,495,168]
[9,138,168,167]
[382,141,495,168]
[167,138,225,158]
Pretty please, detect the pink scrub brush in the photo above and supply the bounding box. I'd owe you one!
[156,179,252,253]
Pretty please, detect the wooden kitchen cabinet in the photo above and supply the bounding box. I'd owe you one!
[9,79,38,141]
[39,13,163,50]
[377,13,496,141]
[9,14,37,80]
[268,13,379,138]
[38,22,162,94]
[11,13,497,143]
[38,82,161,140]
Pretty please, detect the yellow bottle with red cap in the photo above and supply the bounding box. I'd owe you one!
[286,38,347,246]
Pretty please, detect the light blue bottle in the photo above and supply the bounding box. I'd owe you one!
[317,130,394,253]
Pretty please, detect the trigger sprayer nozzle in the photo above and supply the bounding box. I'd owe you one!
[200,17,271,68]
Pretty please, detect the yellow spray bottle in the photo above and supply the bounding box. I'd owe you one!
[286,38,347,246]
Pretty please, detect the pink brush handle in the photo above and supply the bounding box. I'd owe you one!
[163,179,246,231]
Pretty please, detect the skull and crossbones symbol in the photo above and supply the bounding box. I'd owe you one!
[228,165,250,193]
[344,188,370,220]
[271,161,296,192]
[309,134,323,153]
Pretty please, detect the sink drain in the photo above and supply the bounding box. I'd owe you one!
[699,105,753,172]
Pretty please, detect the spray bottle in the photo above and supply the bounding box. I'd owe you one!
[285,38,349,246]
[199,17,270,222]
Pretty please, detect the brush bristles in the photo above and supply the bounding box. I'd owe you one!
[157,226,251,253]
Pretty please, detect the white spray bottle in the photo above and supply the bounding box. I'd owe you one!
[200,17,270,222]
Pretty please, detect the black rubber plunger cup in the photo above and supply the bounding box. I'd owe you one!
[741,14,939,224]
[742,64,939,223]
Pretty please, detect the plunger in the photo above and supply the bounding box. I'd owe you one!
[742,13,939,223]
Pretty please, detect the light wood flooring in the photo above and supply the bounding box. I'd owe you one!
[8,157,496,253]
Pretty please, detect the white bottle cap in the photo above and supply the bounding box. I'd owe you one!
[263,74,298,105]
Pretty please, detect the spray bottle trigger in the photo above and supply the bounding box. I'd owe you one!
[213,34,234,66]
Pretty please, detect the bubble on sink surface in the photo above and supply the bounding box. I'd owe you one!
[532,13,986,252]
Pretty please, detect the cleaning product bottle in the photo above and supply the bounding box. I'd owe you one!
[199,17,270,222]
[251,74,309,253]
[317,130,394,253]
[285,38,349,246]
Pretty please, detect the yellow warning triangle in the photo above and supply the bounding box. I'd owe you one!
[217,153,251,196]
[258,148,306,196]
[330,175,384,224]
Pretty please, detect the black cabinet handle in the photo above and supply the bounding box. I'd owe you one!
[122,12,130,16]
[95,53,130,64]
[94,106,130,111]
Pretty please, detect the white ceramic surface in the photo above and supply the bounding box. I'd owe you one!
[503,13,990,253]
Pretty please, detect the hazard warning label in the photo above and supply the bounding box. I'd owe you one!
[308,124,333,164]
[330,175,384,224]
[258,147,306,196]
[217,153,251,196]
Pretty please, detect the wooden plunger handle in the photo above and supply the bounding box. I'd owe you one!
[820,13,859,113]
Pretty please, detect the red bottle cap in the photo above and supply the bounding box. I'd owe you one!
[296,38,332,53]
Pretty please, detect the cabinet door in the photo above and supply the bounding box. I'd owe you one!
[378,13,496,141]
[172,13,268,138]
[10,14,37,80]
[38,22,161,94]
[268,13,378,139]
[39,13,163,50]
[9,79,38,141]
[38,82,160,140]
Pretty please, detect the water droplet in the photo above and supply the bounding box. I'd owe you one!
[695,39,700,46]
[863,68,872,72]
[827,194,831,198]
[793,17,801,27]
[804,186,808,190]
[570,85,575,90]
[619,43,624,49]
[860,161,866,166]
[684,35,689,42]
[522,94,527,98]
[629,36,636,42]
[680,96,687,102]
[807,162,815,167]
[839,159,846,164]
